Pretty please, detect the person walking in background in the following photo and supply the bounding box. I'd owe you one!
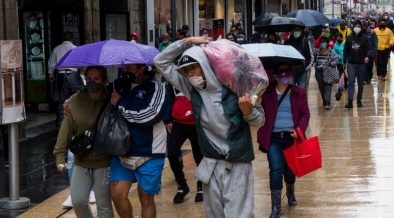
[176,29,188,40]
[167,90,204,204]
[257,62,310,218]
[284,26,314,91]
[200,28,209,37]
[54,66,113,218]
[265,32,280,44]
[229,24,247,44]
[225,32,237,42]
[362,20,377,84]
[373,17,394,81]
[158,33,171,51]
[155,36,264,218]
[109,64,171,218]
[344,20,371,108]
[130,32,139,42]
[333,34,347,101]
[48,31,77,127]
[314,36,339,110]
[336,21,352,40]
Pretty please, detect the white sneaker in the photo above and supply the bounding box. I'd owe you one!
[89,191,96,203]
[62,195,73,208]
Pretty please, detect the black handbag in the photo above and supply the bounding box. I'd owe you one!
[94,107,131,156]
[69,100,108,157]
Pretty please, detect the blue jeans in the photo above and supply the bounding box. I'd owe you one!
[67,150,74,182]
[267,142,295,190]
[347,63,366,101]
[293,70,310,91]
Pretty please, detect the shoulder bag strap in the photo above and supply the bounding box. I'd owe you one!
[278,85,292,107]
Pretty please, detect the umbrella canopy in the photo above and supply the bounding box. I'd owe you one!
[286,9,329,26]
[252,12,280,26]
[254,16,305,32]
[329,18,343,26]
[56,39,160,68]
[242,43,305,71]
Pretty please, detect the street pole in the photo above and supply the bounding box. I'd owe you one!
[0,123,30,209]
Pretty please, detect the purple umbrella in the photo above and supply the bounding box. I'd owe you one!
[56,39,160,68]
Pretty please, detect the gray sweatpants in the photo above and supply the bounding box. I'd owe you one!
[202,160,254,218]
[71,165,114,218]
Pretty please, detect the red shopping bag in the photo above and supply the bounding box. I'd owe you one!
[282,128,322,177]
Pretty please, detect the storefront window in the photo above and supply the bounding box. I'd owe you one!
[154,0,195,48]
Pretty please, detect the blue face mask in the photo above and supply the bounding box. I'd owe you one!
[320,42,328,49]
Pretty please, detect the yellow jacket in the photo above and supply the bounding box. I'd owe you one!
[337,26,352,39]
[374,28,394,50]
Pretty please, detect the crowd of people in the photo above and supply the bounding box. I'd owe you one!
[49,11,394,218]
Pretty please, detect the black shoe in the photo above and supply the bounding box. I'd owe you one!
[173,184,190,204]
[345,101,353,109]
[335,92,342,101]
[194,191,203,202]
[324,105,330,110]
[357,100,363,108]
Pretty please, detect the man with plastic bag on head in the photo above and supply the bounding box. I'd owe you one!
[154,36,265,218]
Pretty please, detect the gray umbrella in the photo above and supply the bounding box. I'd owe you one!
[286,9,330,26]
[252,12,280,26]
[254,16,305,32]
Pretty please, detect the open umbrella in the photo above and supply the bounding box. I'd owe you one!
[242,43,305,71]
[56,39,160,68]
[286,9,329,26]
[252,12,280,26]
[254,16,305,32]
[329,18,343,27]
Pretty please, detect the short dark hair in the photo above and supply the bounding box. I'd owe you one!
[63,31,74,41]
[353,20,362,27]
[86,66,108,82]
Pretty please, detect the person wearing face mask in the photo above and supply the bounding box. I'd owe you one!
[333,34,347,101]
[314,28,335,49]
[257,62,310,218]
[284,26,315,92]
[109,63,171,218]
[313,37,339,110]
[373,17,394,81]
[200,28,209,37]
[343,20,371,108]
[159,32,171,51]
[154,36,264,218]
[53,66,114,218]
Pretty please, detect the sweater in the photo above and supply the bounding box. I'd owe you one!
[257,83,310,151]
[53,88,111,168]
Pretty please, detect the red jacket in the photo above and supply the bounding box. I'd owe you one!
[314,35,335,49]
[257,83,310,151]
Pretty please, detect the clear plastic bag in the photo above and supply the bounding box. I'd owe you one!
[202,39,268,104]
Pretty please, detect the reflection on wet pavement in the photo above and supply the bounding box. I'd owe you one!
[12,58,394,217]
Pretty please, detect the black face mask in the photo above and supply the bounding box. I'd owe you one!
[337,40,343,43]
[379,24,386,29]
[86,81,105,93]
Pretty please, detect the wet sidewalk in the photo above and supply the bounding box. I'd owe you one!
[17,60,394,217]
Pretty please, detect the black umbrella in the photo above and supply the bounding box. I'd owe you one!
[286,9,329,26]
[254,17,305,32]
[252,12,280,26]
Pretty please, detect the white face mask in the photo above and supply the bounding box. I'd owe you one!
[131,39,136,43]
[293,31,302,38]
[353,27,361,34]
[202,34,209,37]
[188,76,205,89]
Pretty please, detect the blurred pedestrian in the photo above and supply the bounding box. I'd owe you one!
[362,20,377,84]
[201,28,209,37]
[130,32,139,42]
[229,24,247,44]
[373,17,394,81]
[314,36,339,110]
[257,62,310,218]
[109,64,171,218]
[226,32,236,42]
[54,66,113,218]
[333,34,347,101]
[284,26,314,91]
[176,29,188,40]
[344,20,371,108]
[159,32,171,51]
[265,32,280,44]
[155,36,264,218]
[48,31,77,127]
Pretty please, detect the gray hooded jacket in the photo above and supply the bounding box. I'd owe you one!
[154,39,264,161]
